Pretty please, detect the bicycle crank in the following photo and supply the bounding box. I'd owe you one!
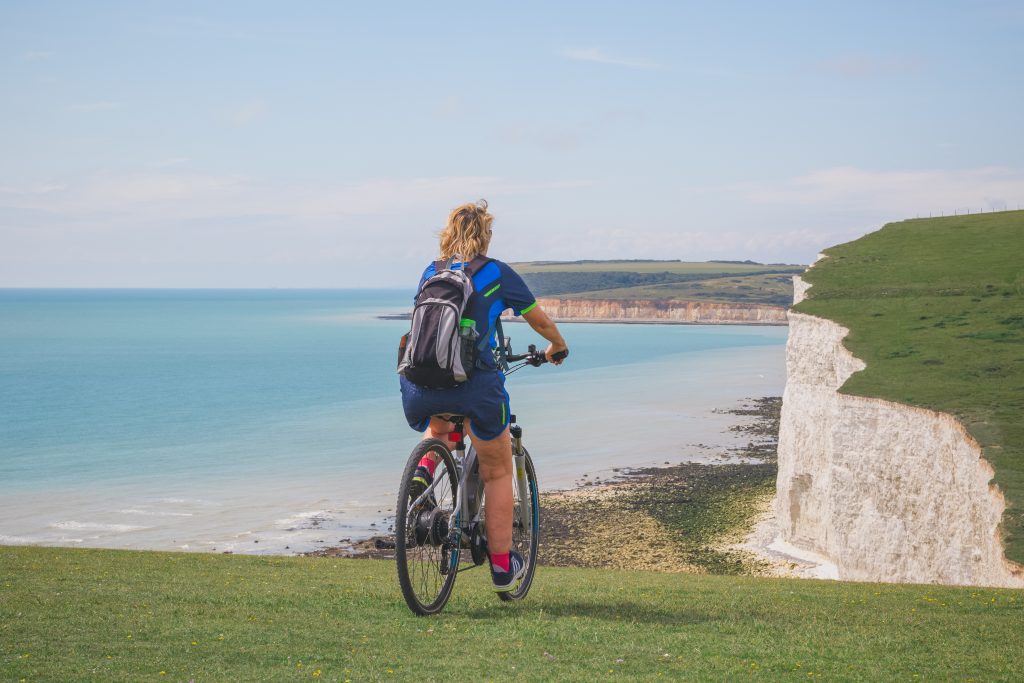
[468,521,489,566]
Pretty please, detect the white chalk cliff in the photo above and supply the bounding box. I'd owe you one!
[532,298,787,324]
[774,273,1024,587]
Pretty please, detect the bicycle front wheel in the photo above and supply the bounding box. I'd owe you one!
[499,448,539,602]
[395,439,460,616]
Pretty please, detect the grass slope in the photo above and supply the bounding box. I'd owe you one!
[512,260,800,275]
[564,273,796,306]
[509,260,804,302]
[2,546,1022,681]
[795,210,1024,564]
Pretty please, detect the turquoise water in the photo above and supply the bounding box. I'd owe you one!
[0,289,787,554]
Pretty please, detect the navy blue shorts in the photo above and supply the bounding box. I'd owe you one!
[399,369,510,441]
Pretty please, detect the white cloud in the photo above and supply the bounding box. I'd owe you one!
[496,125,580,152]
[695,166,1024,217]
[0,170,591,222]
[561,47,659,70]
[19,50,55,61]
[69,102,121,112]
[224,100,265,127]
[435,95,462,119]
[0,183,67,196]
[155,157,190,168]
[0,170,596,286]
[815,55,926,79]
[0,171,246,215]
[556,225,833,265]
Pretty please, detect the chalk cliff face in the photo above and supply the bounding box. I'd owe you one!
[533,298,787,324]
[776,275,1023,587]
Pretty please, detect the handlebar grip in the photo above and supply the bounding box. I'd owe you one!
[551,349,568,362]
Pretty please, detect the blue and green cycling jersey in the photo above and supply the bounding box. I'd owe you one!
[416,258,537,370]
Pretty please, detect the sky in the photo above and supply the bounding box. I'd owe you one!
[2,1,1023,288]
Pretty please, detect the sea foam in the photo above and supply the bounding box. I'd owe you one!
[50,521,149,532]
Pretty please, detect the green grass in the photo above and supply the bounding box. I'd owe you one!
[795,210,1024,564]
[511,260,801,275]
[507,260,804,300]
[2,546,1022,681]
[565,272,796,306]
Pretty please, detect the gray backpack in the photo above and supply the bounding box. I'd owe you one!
[397,255,491,389]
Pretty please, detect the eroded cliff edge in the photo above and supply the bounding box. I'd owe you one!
[775,275,1023,587]
[533,298,787,324]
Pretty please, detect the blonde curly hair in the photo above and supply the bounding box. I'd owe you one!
[438,200,493,261]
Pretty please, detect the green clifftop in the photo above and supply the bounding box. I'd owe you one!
[795,210,1024,564]
[511,260,804,307]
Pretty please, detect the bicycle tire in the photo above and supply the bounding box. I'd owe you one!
[395,439,460,615]
[499,448,539,601]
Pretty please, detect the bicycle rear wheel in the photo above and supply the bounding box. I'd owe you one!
[499,448,539,601]
[395,439,460,615]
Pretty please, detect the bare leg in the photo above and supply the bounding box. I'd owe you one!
[469,423,513,555]
[420,417,456,467]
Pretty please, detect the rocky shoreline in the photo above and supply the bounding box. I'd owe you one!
[307,397,783,575]
[537,397,780,574]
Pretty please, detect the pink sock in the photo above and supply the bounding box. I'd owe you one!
[491,552,510,572]
[417,455,438,477]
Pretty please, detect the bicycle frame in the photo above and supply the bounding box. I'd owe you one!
[406,414,533,566]
[396,333,554,613]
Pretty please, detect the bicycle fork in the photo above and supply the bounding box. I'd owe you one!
[510,418,532,535]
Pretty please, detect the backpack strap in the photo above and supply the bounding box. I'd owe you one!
[464,255,499,355]
[463,254,494,277]
[493,316,509,370]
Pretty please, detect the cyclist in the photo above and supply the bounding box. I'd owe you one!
[399,200,568,592]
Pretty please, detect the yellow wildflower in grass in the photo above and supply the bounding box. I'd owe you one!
[312,670,321,678]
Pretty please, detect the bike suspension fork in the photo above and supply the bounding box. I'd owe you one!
[510,422,532,532]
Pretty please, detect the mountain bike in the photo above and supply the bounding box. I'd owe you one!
[395,341,557,616]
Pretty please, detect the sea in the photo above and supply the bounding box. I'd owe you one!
[0,289,787,555]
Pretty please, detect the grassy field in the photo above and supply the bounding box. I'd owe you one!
[508,260,804,302]
[564,272,796,306]
[795,210,1024,564]
[2,545,1022,682]
[512,260,800,275]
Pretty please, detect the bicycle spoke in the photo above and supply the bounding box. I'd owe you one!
[499,449,539,602]
[396,444,460,615]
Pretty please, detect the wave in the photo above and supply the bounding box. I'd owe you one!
[0,534,42,544]
[118,508,194,518]
[154,497,214,505]
[274,509,334,529]
[50,521,150,532]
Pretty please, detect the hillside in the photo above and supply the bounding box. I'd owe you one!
[793,210,1024,565]
[2,546,1022,681]
[511,260,805,307]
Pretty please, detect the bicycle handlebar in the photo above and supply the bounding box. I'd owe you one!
[505,344,569,366]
